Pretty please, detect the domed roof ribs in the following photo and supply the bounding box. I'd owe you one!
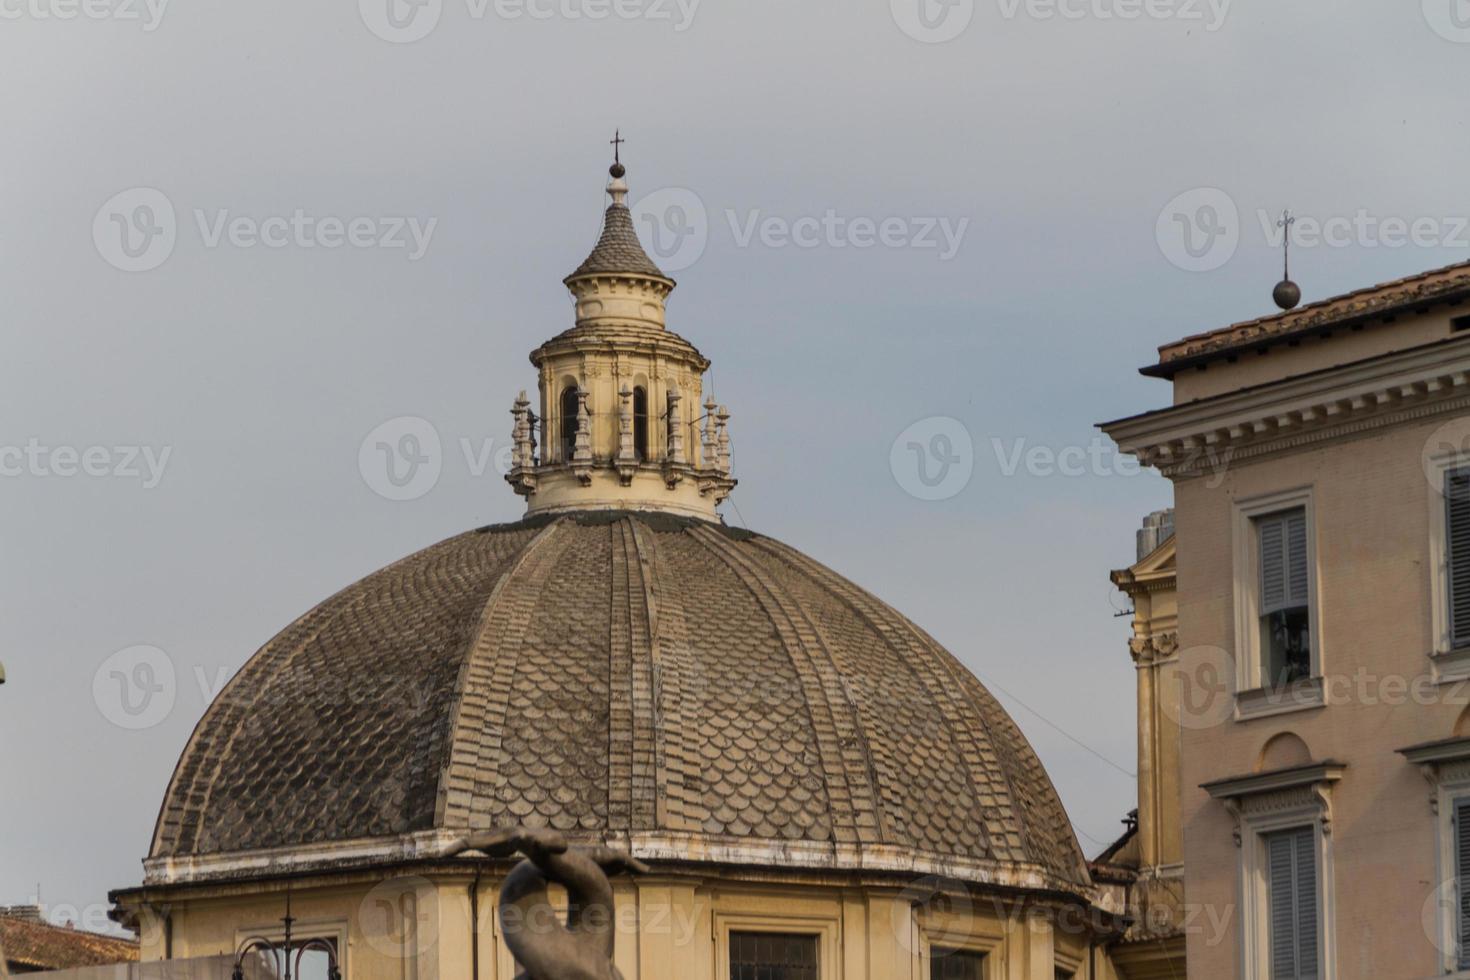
[749,536,1090,884]
[958,670,1093,886]
[150,542,432,857]
[434,520,571,831]
[746,537,1001,860]
[147,515,1091,896]
[608,518,661,831]
[689,524,891,848]
[627,519,707,833]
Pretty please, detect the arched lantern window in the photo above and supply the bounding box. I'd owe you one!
[633,386,649,461]
[560,385,580,461]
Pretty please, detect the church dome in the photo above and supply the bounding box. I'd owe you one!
[146,156,1091,904]
[150,511,1089,894]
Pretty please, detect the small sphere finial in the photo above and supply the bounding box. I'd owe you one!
[605,131,630,205]
[1272,208,1300,310]
[1273,279,1301,311]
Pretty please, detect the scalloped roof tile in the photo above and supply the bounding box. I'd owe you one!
[566,203,668,281]
[151,513,1090,892]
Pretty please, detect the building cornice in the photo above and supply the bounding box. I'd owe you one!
[529,322,709,374]
[132,828,1097,904]
[1102,335,1470,478]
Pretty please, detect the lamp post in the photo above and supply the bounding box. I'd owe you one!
[231,893,340,980]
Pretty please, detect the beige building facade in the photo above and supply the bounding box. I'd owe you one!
[1104,261,1470,977]
[1093,517,1186,980]
[112,160,1130,980]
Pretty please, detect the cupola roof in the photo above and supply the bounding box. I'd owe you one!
[565,162,670,283]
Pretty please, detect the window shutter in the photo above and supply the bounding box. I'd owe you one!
[1294,826,1318,977]
[1447,470,1470,648]
[1457,800,1470,970]
[1259,509,1309,617]
[1267,826,1318,979]
[1286,510,1309,607]
[1260,515,1288,614]
[1268,833,1297,978]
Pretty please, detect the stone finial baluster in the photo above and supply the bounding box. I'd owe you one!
[511,390,529,467]
[616,383,636,485]
[716,405,731,475]
[511,391,532,470]
[527,407,538,466]
[573,390,593,485]
[702,395,717,470]
[506,391,538,498]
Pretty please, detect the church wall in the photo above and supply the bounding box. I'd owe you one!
[128,872,1110,980]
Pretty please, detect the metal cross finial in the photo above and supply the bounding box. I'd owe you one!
[610,130,625,166]
[1277,208,1295,279]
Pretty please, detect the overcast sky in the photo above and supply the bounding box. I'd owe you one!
[4,0,1469,930]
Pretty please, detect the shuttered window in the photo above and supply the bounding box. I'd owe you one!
[1257,508,1311,686]
[1265,826,1318,980]
[1259,509,1309,614]
[1455,799,1470,970]
[730,932,818,980]
[1447,469,1470,649]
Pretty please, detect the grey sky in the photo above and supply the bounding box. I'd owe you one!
[4,0,1468,930]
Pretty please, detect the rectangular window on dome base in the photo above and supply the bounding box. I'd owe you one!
[930,948,986,980]
[729,931,817,980]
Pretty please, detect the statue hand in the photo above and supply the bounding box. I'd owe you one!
[585,847,650,877]
[448,826,570,863]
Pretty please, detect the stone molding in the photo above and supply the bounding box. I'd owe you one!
[136,828,1100,903]
[1128,631,1178,666]
[1202,761,1345,843]
[1104,335,1470,478]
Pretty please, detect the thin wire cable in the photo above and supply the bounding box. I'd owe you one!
[1071,823,1116,849]
[975,670,1137,779]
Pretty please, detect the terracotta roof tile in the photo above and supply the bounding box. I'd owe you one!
[1152,258,1470,375]
[0,918,138,971]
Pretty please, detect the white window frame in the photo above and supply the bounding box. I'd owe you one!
[1433,760,1470,975]
[1236,800,1335,980]
[1429,451,1470,681]
[1232,487,1324,720]
[1207,765,1342,980]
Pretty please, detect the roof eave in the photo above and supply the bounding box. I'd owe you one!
[1141,284,1470,380]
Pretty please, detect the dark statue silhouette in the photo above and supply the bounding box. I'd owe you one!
[441,827,649,980]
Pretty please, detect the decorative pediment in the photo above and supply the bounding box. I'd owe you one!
[1203,761,1346,843]
[1397,736,1470,813]
[1111,534,1176,597]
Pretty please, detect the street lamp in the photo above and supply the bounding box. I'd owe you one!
[231,893,339,980]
